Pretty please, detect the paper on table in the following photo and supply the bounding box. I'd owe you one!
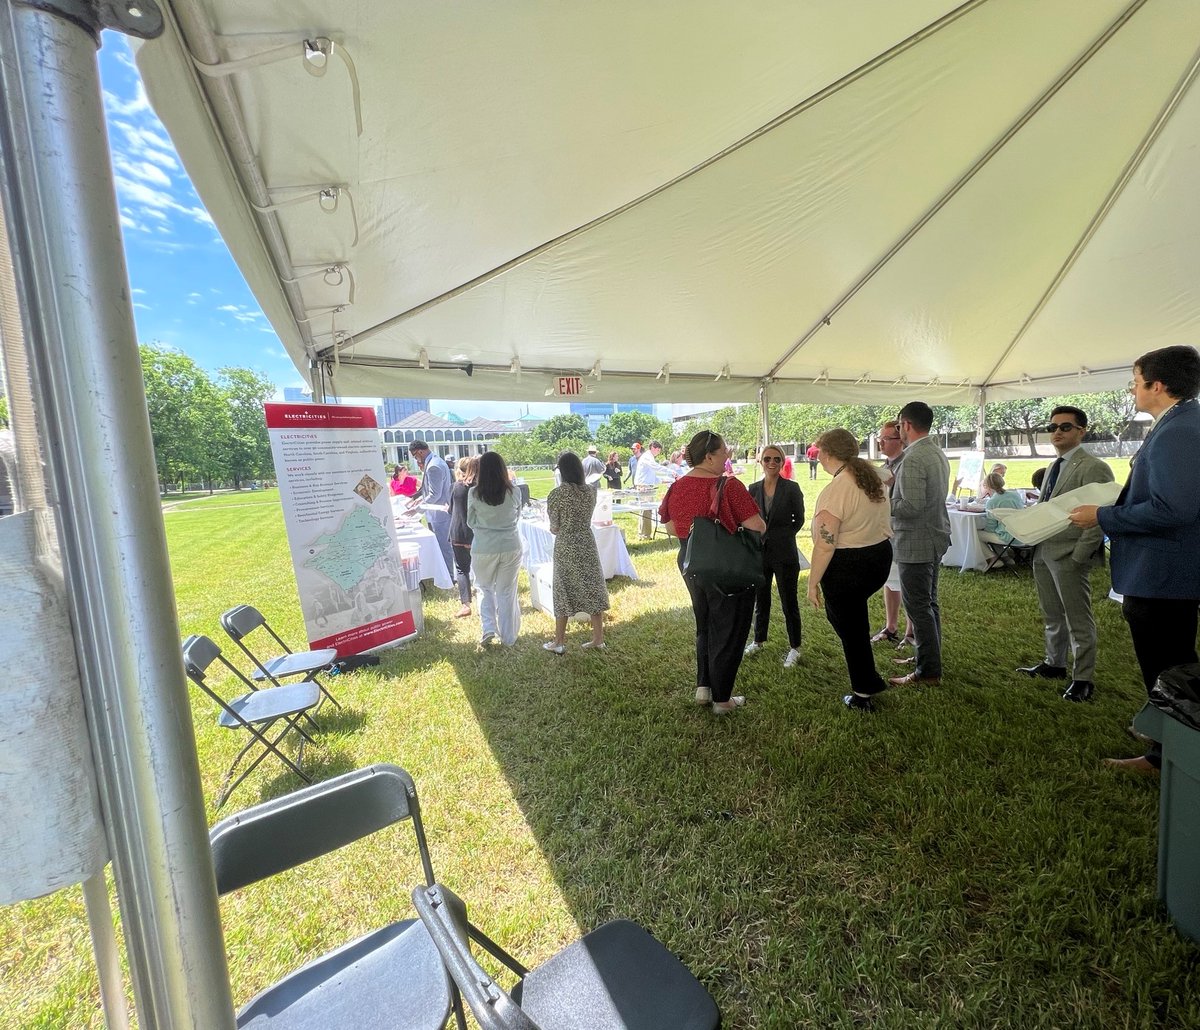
[994,481,1122,546]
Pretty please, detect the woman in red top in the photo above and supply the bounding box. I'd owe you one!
[660,430,766,714]
[389,463,419,497]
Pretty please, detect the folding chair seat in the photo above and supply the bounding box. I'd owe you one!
[210,765,460,1029]
[978,530,1032,574]
[220,604,340,709]
[182,634,321,809]
[413,882,720,1030]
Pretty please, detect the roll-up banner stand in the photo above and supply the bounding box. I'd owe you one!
[265,403,419,655]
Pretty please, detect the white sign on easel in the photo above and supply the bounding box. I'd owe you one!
[954,450,985,498]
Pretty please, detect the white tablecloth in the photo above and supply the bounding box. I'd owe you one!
[517,519,638,579]
[393,524,454,588]
[942,509,990,572]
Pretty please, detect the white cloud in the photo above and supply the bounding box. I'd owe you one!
[131,287,146,295]
[133,302,151,310]
[217,303,266,325]
[186,292,203,303]
[114,153,173,189]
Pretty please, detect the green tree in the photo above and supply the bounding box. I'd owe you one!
[140,344,230,491]
[0,393,8,427]
[530,413,590,446]
[1056,389,1138,454]
[219,366,275,488]
[984,397,1050,456]
[595,410,670,449]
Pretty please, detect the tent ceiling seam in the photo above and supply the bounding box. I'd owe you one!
[764,0,1153,384]
[982,36,1200,386]
[333,0,990,356]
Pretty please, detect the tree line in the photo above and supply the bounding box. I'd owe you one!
[140,344,275,492]
[490,390,1139,466]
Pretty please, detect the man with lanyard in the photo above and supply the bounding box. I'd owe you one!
[888,401,951,688]
[408,439,454,581]
[1069,345,1200,772]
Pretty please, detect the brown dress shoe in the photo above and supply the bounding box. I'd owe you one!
[1103,755,1158,774]
[888,672,941,687]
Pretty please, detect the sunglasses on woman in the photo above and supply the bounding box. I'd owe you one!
[761,455,783,463]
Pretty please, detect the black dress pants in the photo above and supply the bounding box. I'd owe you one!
[678,542,756,703]
[822,540,893,696]
[452,544,473,606]
[753,561,802,649]
[1122,594,1200,768]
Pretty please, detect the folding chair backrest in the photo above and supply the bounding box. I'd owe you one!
[221,603,292,655]
[413,884,540,1030]
[211,764,435,895]
[181,633,222,681]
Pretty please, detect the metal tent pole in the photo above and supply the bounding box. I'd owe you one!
[0,2,235,1026]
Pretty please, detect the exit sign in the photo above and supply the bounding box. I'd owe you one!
[554,376,584,396]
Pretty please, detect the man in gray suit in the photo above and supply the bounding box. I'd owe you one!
[888,401,952,687]
[1017,405,1114,701]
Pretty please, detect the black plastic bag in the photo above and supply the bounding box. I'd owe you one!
[1148,663,1200,731]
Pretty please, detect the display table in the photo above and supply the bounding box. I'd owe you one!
[393,523,455,589]
[612,497,663,539]
[942,508,990,572]
[517,519,638,580]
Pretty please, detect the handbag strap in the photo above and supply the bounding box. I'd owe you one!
[708,475,727,520]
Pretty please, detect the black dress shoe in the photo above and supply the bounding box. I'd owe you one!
[1062,680,1095,702]
[843,694,875,712]
[1016,662,1068,679]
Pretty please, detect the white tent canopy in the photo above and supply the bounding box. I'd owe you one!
[137,0,1200,406]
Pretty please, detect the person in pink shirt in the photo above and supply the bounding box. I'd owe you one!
[389,463,419,496]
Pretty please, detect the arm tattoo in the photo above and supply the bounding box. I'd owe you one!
[819,525,837,546]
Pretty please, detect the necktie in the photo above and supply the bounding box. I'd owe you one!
[1042,457,1063,500]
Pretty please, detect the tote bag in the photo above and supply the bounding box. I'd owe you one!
[683,478,764,594]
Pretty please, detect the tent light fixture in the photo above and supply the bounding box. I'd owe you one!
[1079,366,1092,376]
[510,357,521,374]
[927,376,941,387]
[812,370,829,385]
[418,348,429,370]
[715,364,729,382]
[460,362,474,378]
[855,372,872,385]
[303,38,332,76]
[1019,373,1032,384]
[892,375,908,387]
[589,360,601,380]
[655,364,670,385]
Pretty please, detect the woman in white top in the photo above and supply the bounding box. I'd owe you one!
[466,451,523,646]
[807,428,894,710]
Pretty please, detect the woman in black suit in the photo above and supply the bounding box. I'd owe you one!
[745,444,805,667]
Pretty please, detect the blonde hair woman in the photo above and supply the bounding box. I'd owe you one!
[808,429,894,710]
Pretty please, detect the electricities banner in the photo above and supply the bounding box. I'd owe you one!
[265,403,416,656]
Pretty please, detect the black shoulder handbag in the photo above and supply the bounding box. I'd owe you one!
[684,478,764,594]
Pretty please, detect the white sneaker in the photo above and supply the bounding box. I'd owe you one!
[783,648,801,668]
[694,686,712,704]
[744,641,764,656]
[542,641,565,655]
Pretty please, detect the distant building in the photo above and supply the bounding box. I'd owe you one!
[282,386,309,403]
[381,411,523,465]
[381,397,430,426]
[570,402,654,435]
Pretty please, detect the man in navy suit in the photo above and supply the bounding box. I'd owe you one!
[1069,345,1200,772]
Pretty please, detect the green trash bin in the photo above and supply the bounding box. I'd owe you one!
[1132,701,1200,944]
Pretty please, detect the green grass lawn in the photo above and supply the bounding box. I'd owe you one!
[4,458,1197,1028]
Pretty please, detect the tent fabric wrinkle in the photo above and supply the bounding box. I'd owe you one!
[136,0,1200,403]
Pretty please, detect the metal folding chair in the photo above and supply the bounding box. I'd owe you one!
[220,604,340,709]
[413,882,720,1030]
[182,634,321,809]
[210,765,462,1029]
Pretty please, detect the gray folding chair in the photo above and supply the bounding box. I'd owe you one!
[210,765,462,1029]
[220,604,340,709]
[182,634,321,809]
[413,882,720,1030]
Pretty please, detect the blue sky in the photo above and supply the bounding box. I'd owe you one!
[98,34,571,421]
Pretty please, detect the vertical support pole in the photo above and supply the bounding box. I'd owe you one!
[758,383,770,451]
[0,4,235,1027]
[976,387,987,452]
